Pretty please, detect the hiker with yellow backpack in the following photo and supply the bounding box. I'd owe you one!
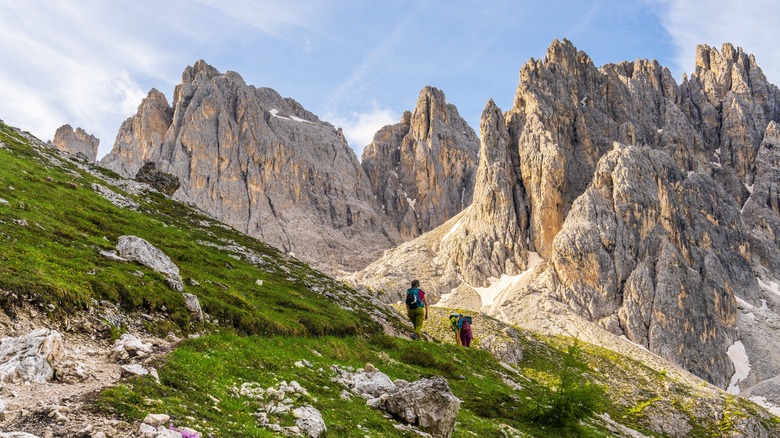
[449,313,474,347]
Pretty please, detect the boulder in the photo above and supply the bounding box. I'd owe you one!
[377,376,460,438]
[135,162,180,195]
[110,333,153,361]
[333,365,459,437]
[182,293,204,323]
[0,329,64,383]
[293,405,327,437]
[116,235,182,291]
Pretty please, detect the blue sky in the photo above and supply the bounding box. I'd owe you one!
[0,0,779,159]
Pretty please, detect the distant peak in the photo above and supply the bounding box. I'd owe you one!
[183,60,221,83]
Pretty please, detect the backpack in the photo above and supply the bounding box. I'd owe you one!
[449,314,461,331]
[459,315,473,331]
[406,288,423,309]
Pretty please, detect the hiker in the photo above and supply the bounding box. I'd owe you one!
[459,314,474,348]
[405,279,428,340]
[449,313,463,346]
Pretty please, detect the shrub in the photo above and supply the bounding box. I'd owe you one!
[531,343,604,430]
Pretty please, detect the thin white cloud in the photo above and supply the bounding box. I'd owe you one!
[654,0,780,83]
[304,36,314,53]
[324,10,419,114]
[326,106,399,159]
[192,0,321,37]
[0,1,314,158]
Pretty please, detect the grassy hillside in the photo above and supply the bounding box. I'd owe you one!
[0,122,778,437]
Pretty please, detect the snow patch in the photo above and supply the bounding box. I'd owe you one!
[757,277,780,297]
[687,170,695,178]
[657,128,663,134]
[749,395,780,416]
[473,252,543,307]
[736,296,755,310]
[406,197,416,210]
[442,218,464,242]
[745,183,754,194]
[726,340,750,394]
[270,109,311,123]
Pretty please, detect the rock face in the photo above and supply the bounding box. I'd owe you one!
[0,329,64,383]
[438,100,528,287]
[742,121,780,273]
[101,61,400,271]
[100,89,173,178]
[361,87,479,240]
[51,124,99,162]
[548,144,753,387]
[349,100,529,300]
[352,40,780,389]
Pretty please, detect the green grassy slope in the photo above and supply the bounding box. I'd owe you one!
[0,122,777,437]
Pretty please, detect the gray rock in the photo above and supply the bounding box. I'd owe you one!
[333,365,459,437]
[143,413,170,427]
[0,433,42,438]
[135,162,180,195]
[116,235,182,291]
[182,293,204,323]
[51,124,99,162]
[91,183,140,209]
[0,329,64,383]
[361,86,479,240]
[110,333,153,361]
[292,405,326,437]
[377,376,460,438]
[121,364,150,378]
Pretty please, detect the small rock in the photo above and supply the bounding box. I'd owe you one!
[255,279,263,286]
[120,364,149,377]
[142,413,170,427]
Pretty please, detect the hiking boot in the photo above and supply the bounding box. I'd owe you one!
[411,333,419,340]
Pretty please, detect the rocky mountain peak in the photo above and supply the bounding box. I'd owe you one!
[186,59,222,82]
[543,38,593,72]
[99,88,173,178]
[361,86,479,240]
[439,99,529,286]
[102,61,400,272]
[409,86,450,140]
[51,124,99,162]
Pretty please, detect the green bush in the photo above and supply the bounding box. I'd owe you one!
[532,343,604,430]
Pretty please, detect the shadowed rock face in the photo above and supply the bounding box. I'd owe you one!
[361,86,479,240]
[101,60,400,272]
[548,145,753,387]
[51,125,99,162]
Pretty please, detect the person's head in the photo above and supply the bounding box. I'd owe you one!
[411,279,420,288]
